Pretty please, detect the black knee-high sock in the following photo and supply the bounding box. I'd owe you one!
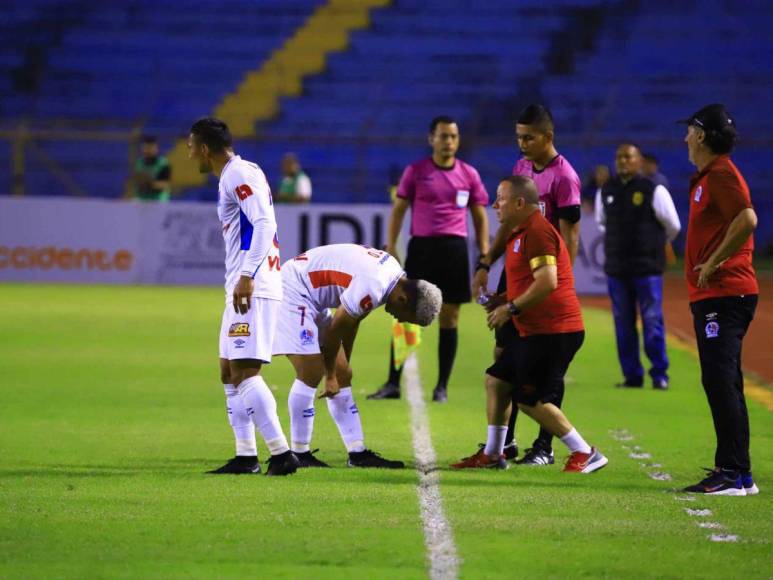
[437,328,458,389]
[387,342,403,387]
[504,392,518,446]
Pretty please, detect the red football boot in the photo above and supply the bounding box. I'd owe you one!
[563,447,608,473]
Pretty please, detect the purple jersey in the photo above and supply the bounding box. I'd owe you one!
[512,155,581,228]
[398,157,489,238]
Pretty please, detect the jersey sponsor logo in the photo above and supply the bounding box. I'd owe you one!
[359,295,374,312]
[235,184,253,201]
[268,255,281,271]
[705,321,719,339]
[228,323,250,337]
[694,186,703,202]
[308,270,353,289]
[300,328,315,346]
[632,191,644,206]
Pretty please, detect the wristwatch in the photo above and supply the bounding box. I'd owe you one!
[474,260,490,272]
[507,302,521,317]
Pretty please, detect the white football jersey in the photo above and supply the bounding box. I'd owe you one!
[284,244,404,319]
[217,155,282,302]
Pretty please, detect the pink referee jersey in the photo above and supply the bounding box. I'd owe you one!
[512,155,581,228]
[398,157,489,238]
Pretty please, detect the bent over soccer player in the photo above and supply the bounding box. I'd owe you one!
[188,117,298,476]
[452,176,607,473]
[273,244,442,468]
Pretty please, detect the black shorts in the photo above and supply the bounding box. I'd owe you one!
[404,235,471,304]
[486,331,584,406]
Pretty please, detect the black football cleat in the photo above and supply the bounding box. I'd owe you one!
[652,378,669,390]
[295,449,331,468]
[206,455,261,474]
[515,446,555,466]
[367,383,401,400]
[615,378,643,388]
[348,449,405,469]
[265,450,300,476]
[432,386,448,403]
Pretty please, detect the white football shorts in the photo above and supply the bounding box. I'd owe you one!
[219,297,280,362]
[272,286,333,356]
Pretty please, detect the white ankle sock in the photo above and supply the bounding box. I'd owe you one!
[560,428,592,454]
[238,375,289,456]
[484,425,508,457]
[326,387,365,453]
[223,383,257,456]
[288,379,317,453]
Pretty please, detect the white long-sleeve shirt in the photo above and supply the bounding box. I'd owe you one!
[217,155,282,303]
[595,184,681,242]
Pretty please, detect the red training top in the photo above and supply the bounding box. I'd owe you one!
[685,155,758,302]
[505,210,584,336]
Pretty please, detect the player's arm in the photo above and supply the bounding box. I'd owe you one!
[470,204,490,257]
[319,308,361,399]
[232,175,276,314]
[487,262,557,329]
[386,197,410,260]
[471,223,510,297]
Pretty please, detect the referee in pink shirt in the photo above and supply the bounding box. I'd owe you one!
[368,115,490,402]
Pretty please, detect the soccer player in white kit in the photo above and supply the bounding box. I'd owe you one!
[188,117,298,476]
[273,244,442,468]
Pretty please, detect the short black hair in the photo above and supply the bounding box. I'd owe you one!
[642,153,659,164]
[516,104,554,133]
[617,142,641,154]
[190,117,232,153]
[704,124,738,155]
[429,115,457,133]
[140,134,158,144]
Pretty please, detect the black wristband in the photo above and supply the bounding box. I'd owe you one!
[475,261,490,272]
[508,302,521,317]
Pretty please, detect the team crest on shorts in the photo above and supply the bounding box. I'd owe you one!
[228,323,250,337]
[694,186,703,202]
[300,328,315,346]
[705,321,719,339]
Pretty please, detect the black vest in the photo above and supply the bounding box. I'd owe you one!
[602,175,666,276]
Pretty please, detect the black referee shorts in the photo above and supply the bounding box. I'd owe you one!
[404,235,471,304]
[494,268,519,347]
[486,331,584,406]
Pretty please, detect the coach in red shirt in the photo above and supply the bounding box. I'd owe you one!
[680,104,759,496]
[451,176,607,473]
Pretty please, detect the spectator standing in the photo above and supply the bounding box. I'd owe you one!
[368,115,490,402]
[277,153,312,203]
[679,104,759,496]
[642,153,670,189]
[595,143,681,390]
[131,135,171,201]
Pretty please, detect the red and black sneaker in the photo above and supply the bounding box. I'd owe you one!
[563,447,608,473]
[450,447,508,470]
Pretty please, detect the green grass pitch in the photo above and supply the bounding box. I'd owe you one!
[0,283,770,578]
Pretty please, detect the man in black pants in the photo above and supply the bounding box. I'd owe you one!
[368,116,490,402]
[680,104,760,496]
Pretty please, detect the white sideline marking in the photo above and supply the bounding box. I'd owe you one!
[404,355,460,580]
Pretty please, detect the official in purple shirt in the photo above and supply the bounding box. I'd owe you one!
[368,115,490,403]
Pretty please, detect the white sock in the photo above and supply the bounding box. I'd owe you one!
[560,428,592,454]
[223,383,257,456]
[326,387,365,453]
[288,379,317,453]
[238,375,289,456]
[484,425,508,457]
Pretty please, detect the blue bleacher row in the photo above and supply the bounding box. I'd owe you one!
[1,0,771,249]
